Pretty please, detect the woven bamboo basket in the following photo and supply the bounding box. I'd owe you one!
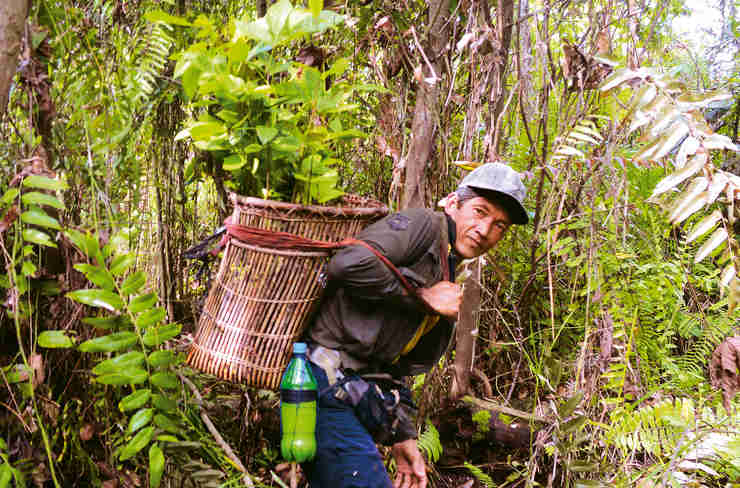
[187,193,388,389]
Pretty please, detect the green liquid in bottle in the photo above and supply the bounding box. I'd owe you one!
[280,342,317,463]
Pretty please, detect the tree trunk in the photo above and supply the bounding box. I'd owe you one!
[451,259,481,399]
[401,0,451,209]
[0,0,28,115]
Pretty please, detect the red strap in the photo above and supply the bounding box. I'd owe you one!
[213,220,444,310]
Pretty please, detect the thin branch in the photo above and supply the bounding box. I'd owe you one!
[180,374,255,488]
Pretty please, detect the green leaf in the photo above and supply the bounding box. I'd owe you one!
[120,389,152,412]
[0,188,19,207]
[78,331,137,353]
[562,415,588,434]
[23,228,56,248]
[121,271,147,296]
[256,126,278,145]
[0,463,11,488]
[127,408,154,434]
[143,323,182,347]
[21,192,64,210]
[120,426,155,461]
[38,330,74,349]
[110,254,136,276]
[82,315,123,330]
[96,369,148,386]
[152,393,177,412]
[153,413,181,434]
[558,392,583,419]
[130,293,158,314]
[148,350,181,369]
[65,229,103,263]
[92,351,146,375]
[21,260,37,276]
[136,307,167,329]
[223,153,248,171]
[149,444,165,488]
[4,364,30,384]
[150,372,179,390]
[67,289,124,311]
[22,175,68,191]
[144,9,192,26]
[21,208,61,230]
[74,264,116,291]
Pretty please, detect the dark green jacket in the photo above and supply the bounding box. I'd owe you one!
[306,208,455,377]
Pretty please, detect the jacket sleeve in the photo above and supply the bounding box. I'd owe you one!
[327,210,437,309]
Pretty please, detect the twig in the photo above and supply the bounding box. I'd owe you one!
[409,26,438,83]
[464,396,547,423]
[180,374,254,488]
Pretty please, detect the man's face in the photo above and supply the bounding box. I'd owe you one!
[445,195,511,258]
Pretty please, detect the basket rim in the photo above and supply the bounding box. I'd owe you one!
[229,193,389,218]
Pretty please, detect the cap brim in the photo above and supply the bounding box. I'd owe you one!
[470,187,529,225]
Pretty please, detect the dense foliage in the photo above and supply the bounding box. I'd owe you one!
[0,0,738,487]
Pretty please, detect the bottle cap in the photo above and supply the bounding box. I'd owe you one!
[293,342,307,354]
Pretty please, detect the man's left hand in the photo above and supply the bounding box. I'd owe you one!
[391,439,427,488]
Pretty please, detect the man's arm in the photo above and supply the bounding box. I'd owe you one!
[327,210,439,307]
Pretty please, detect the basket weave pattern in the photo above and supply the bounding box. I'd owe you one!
[187,194,387,388]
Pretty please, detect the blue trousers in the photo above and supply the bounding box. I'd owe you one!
[302,362,393,488]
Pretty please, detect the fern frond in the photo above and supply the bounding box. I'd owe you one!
[125,21,173,110]
[463,462,495,488]
[417,420,442,463]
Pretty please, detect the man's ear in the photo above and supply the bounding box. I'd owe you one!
[443,193,459,213]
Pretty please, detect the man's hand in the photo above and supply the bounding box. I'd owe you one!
[392,439,427,488]
[417,281,462,319]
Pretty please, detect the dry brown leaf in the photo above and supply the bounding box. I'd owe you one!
[29,354,44,387]
[0,205,19,235]
[709,336,740,413]
[80,423,95,441]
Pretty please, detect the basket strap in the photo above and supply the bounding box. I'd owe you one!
[212,220,445,312]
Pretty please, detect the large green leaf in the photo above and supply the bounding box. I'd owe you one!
[21,192,64,210]
[149,444,165,488]
[21,208,61,230]
[153,414,181,434]
[127,408,154,434]
[82,315,124,330]
[121,271,147,296]
[0,188,19,207]
[120,389,152,412]
[65,229,103,263]
[150,372,179,389]
[92,351,146,375]
[67,289,124,311]
[22,175,68,191]
[136,307,167,329]
[120,426,155,461]
[37,330,75,349]
[78,331,137,353]
[148,350,182,369]
[130,293,158,314]
[96,369,148,386]
[74,264,116,291]
[142,323,182,347]
[23,229,56,248]
[152,393,177,412]
[110,254,136,277]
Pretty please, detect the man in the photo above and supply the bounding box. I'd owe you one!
[302,163,529,488]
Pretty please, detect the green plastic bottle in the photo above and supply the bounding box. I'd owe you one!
[279,342,317,463]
